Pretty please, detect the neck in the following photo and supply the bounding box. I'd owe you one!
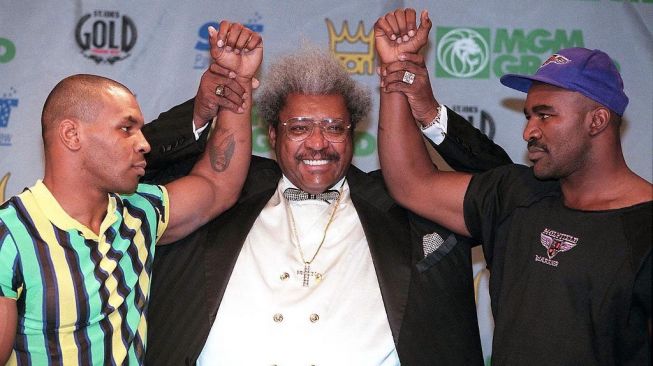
[560,148,651,210]
[42,173,109,235]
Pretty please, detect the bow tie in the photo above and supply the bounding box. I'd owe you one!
[283,188,340,202]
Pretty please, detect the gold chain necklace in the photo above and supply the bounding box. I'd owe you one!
[284,185,344,287]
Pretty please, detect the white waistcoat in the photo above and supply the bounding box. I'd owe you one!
[197,177,399,366]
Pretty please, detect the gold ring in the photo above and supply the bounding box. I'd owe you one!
[215,84,225,96]
[402,71,415,85]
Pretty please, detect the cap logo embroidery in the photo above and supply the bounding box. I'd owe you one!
[540,54,570,69]
[534,228,578,267]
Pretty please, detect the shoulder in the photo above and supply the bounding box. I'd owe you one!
[0,196,17,218]
[246,155,281,185]
[152,98,195,121]
[132,184,167,202]
[619,201,652,270]
[117,184,169,213]
[350,166,386,188]
[470,164,560,203]
[250,155,281,174]
[472,164,532,183]
[0,197,17,232]
[0,192,31,227]
[624,175,652,206]
[235,156,282,200]
[347,166,397,210]
[0,195,28,249]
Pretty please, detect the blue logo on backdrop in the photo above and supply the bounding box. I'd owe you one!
[0,87,18,146]
[193,13,264,70]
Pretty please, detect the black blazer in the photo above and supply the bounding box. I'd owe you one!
[142,100,511,365]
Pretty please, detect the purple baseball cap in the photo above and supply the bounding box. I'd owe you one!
[500,47,629,116]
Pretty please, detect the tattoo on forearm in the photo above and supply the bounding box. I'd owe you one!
[209,134,236,172]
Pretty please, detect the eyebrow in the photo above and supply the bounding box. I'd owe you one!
[126,115,144,127]
[525,104,555,115]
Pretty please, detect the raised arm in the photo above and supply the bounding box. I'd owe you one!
[160,21,262,244]
[376,10,472,236]
[142,62,248,184]
[382,53,512,173]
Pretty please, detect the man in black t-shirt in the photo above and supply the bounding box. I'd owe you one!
[376,16,652,365]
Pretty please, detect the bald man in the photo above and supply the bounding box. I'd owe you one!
[0,22,261,365]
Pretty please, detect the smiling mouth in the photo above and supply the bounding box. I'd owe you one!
[302,159,330,166]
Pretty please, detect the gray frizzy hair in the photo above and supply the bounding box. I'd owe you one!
[256,46,371,130]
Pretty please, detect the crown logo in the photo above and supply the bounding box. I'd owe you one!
[325,19,375,75]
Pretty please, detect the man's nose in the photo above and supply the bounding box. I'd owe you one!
[303,125,329,149]
[523,119,541,142]
[135,130,151,154]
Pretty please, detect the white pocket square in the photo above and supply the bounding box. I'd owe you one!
[422,232,445,257]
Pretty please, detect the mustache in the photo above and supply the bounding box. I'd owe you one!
[296,150,340,161]
[527,138,547,152]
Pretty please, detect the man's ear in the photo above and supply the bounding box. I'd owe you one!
[588,106,611,137]
[268,124,277,150]
[59,119,82,150]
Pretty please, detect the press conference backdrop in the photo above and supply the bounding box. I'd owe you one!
[2,0,652,363]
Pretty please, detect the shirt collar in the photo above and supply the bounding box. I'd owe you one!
[29,180,118,239]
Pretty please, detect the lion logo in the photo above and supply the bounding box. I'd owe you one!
[437,28,490,78]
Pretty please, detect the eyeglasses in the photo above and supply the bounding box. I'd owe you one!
[281,117,352,143]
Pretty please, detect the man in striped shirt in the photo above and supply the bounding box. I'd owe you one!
[0,21,261,365]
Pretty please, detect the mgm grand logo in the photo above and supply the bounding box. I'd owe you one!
[436,26,585,79]
[325,19,375,75]
[0,173,9,203]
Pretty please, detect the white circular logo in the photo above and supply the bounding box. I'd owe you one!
[437,28,490,78]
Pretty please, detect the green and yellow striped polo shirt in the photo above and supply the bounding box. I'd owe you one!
[0,180,169,365]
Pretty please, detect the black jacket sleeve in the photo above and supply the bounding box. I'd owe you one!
[428,107,512,173]
[141,99,210,185]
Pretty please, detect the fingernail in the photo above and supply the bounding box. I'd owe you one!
[238,107,244,113]
[396,38,402,44]
[390,34,396,40]
[408,30,415,37]
[243,92,248,100]
[403,35,409,42]
[382,69,387,76]
[217,39,224,48]
[226,46,232,52]
[234,49,241,55]
[208,26,217,35]
[376,66,381,75]
[398,54,406,61]
[229,71,236,78]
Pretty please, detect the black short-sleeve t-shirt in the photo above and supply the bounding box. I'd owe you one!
[464,164,652,366]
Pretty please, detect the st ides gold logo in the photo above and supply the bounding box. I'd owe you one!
[325,19,375,75]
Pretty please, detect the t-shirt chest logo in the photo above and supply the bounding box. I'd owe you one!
[534,228,579,267]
